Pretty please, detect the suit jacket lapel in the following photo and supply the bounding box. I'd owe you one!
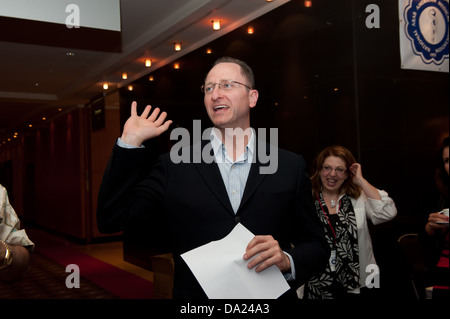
[239,140,269,212]
[192,140,235,215]
[192,139,272,215]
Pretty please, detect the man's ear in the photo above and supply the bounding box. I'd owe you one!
[249,89,259,109]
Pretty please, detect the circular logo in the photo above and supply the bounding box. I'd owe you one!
[404,0,449,65]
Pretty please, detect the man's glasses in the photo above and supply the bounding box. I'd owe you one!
[321,165,347,176]
[201,80,252,94]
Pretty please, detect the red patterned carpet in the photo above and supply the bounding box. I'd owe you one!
[0,250,118,299]
[39,245,154,299]
[0,231,154,299]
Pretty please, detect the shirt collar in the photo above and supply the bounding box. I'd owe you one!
[210,127,255,162]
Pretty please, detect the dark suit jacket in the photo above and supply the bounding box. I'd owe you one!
[97,138,329,298]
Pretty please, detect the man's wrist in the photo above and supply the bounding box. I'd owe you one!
[117,137,144,149]
[120,136,140,147]
[283,251,296,281]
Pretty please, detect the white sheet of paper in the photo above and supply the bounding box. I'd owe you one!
[181,223,290,299]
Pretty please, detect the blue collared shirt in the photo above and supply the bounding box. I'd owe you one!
[209,128,254,214]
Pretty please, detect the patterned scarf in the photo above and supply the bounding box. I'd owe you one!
[306,193,360,299]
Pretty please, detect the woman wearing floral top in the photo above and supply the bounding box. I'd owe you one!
[305,145,397,298]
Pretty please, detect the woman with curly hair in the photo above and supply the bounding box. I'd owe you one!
[305,145,397,299]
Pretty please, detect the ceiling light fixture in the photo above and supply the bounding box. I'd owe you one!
[174,42,181,51]
[247,26,254,34]
[128,85,133,91]
[206,48,212,54]
[122,72,128,79]
[145,58,152,67]
[212,20,221,30]
[149,75,154,81]
[103,83,109,90]
[304,1,312,7]
[174,62,180,69]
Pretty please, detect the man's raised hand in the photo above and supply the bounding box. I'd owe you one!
[121,101,172,146]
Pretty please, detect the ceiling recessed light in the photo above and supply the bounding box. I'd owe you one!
[212,20,221,30]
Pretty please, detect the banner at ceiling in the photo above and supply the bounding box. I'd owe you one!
[399,0,449,73]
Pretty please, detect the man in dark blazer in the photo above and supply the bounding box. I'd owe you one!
[97,57,329,298]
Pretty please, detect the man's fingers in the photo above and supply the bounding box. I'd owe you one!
[156,120,173,134]
[154,111,168,126]
[244,236,272,265]
[245,235,268,253]
[246,251,271,272]
[243,235,290,272]
[130,101,138,116]
[147,107,160,122]
[254,257,277,273]
[141,105,152,118]
[130,103,169,127]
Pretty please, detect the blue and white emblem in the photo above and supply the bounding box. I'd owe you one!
[404,0,449,66]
